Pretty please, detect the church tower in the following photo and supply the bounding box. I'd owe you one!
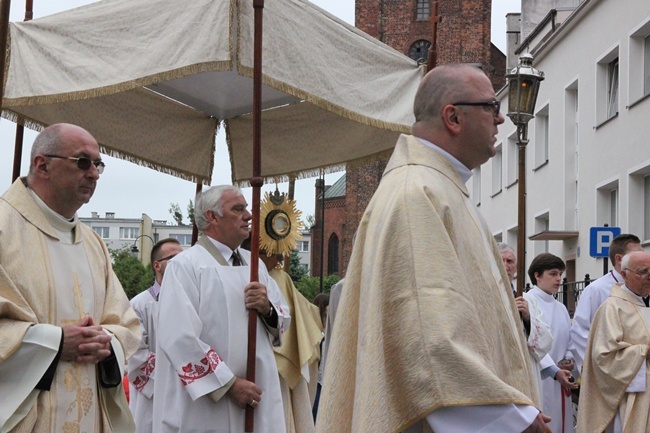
[314,1,506,277]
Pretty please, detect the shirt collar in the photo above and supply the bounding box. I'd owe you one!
[416,137,473,184]
[207,237,239,264]
[148,280,162,301]
[621,284,645,303]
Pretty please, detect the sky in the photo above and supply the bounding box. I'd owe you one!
[0,0,521,224]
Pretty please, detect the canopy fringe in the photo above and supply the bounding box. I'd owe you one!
[2,108,216,185]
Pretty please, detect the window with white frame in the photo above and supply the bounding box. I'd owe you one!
[416,0,430,20]
[298,240,310,252]
[93,226,110,239]
[171,233,192,246]
[472,167,481,206]
[596,180,619,228]
[506,133,518,187]
[534,105,549,169]
[628,18,650,103]
[534,213,550,256]
[607,58,619,119]
[119,227,139,240]
[596,48,619,124]
[491,145,502,196]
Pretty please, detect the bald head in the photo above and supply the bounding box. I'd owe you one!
[411,63,504,170]
[27,123,102,218]
[621,251,650,297]
[413,64,488,126]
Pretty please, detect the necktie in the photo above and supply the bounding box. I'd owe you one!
[231,250,242,266]
[644,296,649,307]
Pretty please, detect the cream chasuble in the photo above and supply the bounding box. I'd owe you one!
[0,178,140,433]
[316,135,539,433]
[153,240,290,433]
[269,268,322,433]
[577,284,650,433]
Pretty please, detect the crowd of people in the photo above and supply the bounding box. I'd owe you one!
[1,63,649,433]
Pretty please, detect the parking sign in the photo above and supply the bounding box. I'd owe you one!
[589,227,621,257]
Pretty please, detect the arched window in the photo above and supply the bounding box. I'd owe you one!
[327,233,339,275]
[408,39,431,63]
[416,0,430,21]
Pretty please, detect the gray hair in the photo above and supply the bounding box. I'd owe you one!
[28,125,65,175]
[621,251,643,271]
[194,185,243,231]
[497,242,516,256]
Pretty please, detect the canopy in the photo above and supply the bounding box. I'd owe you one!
[3,0,423,184]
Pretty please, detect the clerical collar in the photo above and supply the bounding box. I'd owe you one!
[148,280,162,301]
[416,137,473,184]
[206,237,241,264]
[27,187,78,242]
[621,284,646,304]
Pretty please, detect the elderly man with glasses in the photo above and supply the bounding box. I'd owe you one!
[577,250,650,433]
[128,237,184,433]
[317,64,548,433]
[0,123,140,433]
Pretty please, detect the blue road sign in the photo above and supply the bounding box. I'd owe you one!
[589,227,621,257]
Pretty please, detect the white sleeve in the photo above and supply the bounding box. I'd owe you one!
[0,324,61,432]
[426,404,539,433]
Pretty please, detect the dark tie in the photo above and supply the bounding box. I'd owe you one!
[644,297,649,307]
[231,250,242,267]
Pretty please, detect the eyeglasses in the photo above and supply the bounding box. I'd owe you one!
[155,253,178,263]
[44,155,105,174]
[452,100,501,117]
[625,268,650,278]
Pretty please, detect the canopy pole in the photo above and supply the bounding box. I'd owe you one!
[245,0,264,430]
[191,181,202,246]
[0,0,12,180]
[11,0,32,182]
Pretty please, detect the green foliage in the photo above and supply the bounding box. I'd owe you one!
[110,246,154,299]
[304,214,316,230]
[187,199,195,225]
[168,202,184,225]
[289,250,307,282]
[294,274,341,302]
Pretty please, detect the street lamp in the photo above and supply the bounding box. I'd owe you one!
[506,53,544,297]
[130,234,155,258]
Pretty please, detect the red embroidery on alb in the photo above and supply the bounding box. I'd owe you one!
[178,349,222,386]
[133,353,156,391]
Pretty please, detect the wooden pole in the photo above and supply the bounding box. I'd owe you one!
[426,1,440,72]
[0,1,13,164]
[11,0,31,182]
[191,182,202,245]
[245,0,264,430]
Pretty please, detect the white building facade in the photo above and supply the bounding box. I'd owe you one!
[475,0,650,290]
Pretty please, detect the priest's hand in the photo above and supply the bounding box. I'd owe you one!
[61,316,112,364]
[515,296,530,322]
[244,282,271,315]
[554,369,578,390]
[228,377,263,409]
[522,412,552,433]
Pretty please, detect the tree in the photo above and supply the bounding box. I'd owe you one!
[289,250,307,282]
[187,199,195,225]
[110,246,154,299]
[294,275,341,302]
[168,202,184,225]
[304,214,316,230]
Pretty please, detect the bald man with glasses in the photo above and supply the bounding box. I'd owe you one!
[0,123,140,433]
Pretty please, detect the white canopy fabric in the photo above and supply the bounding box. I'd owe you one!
[3,0,423,184]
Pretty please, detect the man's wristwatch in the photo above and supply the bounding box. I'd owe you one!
[263,303,274,318]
